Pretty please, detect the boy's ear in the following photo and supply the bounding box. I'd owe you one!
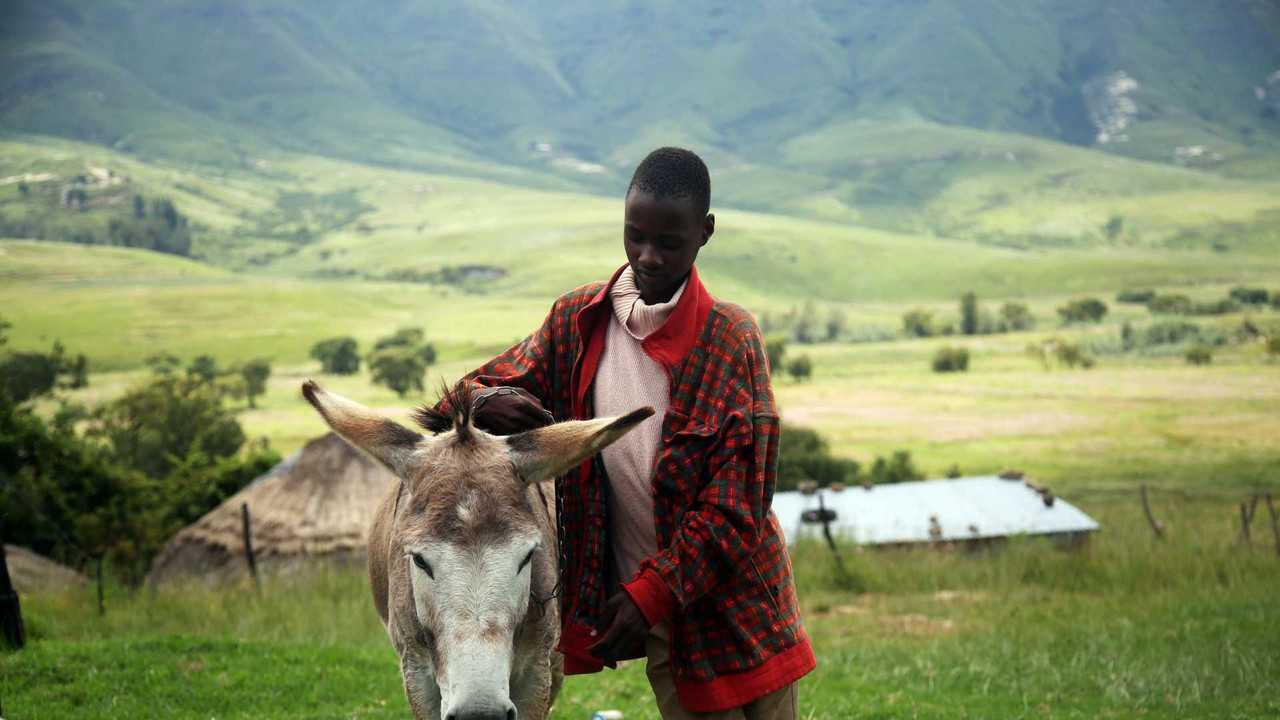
[301,380,422,475]
[506,407,655,484]
[702,213,715,244]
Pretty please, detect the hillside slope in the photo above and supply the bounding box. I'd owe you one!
[3,0,1278,192]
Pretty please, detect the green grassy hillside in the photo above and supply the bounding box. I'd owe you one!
[3,0,1278,200]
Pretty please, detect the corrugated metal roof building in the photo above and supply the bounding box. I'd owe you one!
[771,475,1099,546]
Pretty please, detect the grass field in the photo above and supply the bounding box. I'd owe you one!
[3,135,1280,718]
[4,504,1279,719]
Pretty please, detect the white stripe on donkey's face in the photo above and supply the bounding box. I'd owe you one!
[301,380,652,720]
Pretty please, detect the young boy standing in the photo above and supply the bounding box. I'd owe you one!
[462,147,813,718]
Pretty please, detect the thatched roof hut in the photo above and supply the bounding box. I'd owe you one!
[4,545,87,593]
[147,432,397,586]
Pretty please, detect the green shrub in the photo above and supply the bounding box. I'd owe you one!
[1266,336,1280,359]
[902,308,934,337]
[1190,298,1239,316]
[999,301,1035,331]
[1228,286,1269,305]
[1057,297,1108,324]
[1116,289,1156,304]
[931,346,970,372]
[1142,320,1203,346]
[1147,293,1192,315]
[776,423,859,491]
[765,335,787,374]
[786,354,813,382]
[868,450,923,484]
[310,337,360,374]
[1185,344,1213,365]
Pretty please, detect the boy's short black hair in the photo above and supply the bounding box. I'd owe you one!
[627,147,711,216]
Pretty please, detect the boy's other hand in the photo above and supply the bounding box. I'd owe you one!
[588,591,648,664]
[472,386,554,435]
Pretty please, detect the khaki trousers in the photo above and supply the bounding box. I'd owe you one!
[644,623,798,720]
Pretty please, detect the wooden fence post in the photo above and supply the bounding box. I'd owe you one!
[241,503,259,589]
[1141,484,1165,539]
[0,530,27,650]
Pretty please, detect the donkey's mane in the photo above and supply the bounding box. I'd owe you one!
[411,381,477,443]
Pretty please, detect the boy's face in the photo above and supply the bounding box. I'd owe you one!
[623,188,714,304]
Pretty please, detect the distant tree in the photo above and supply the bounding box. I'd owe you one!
[145,352,181,376]
[775,423,860,492]
[240,358,271,408]
[786,355,813,382]
[1116,289,1156,304]
[89,374,245,480]
[999,301,1035,331]
[0,316,9,347]
[902,308,934,338]
[960,292,979,335]
[1185,344,1213,366]
[132,194,146,219]
[1057,298,1108,324]
[1053,341,1095,369]
[1120,320,1135,351]
[1147,294,1192,315]
[1227,287,1268,306]
[931,346,970,373]
[945,464,962,479]
[824,308,847,342]
[869,450,923,485]
[0,339,88,403]
[17,182,30,197]
[1190,298,1239,316]
[310,337,361,374]
[793,301,818,344]
[374,327,425,351]
[765,335,788,374]
[369,348,426,398]
[187,355,219,384]
[1103,215,1124,240]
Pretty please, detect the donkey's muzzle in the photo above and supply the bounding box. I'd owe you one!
[444,703,516,720]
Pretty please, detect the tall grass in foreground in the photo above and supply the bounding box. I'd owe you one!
[5,496,1278,718]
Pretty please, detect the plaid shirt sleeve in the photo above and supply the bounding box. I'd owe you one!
[624,320,780,625]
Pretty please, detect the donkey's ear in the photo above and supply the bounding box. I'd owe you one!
[506,407,655,483]
[302,380,422,475]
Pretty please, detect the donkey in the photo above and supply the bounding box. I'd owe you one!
[302,380,652,720]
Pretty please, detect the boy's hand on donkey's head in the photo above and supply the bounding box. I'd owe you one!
[471,386,555,435]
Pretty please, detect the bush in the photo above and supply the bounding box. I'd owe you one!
[310,337,361,375]
[765,335,787,374]
[786,355,813,382]
[0,335,89,403]
[1142,320,1203,346]
[369,347,426,397]
[824,309,847,342]
[1057,298,1108,324]
[1147,294,1192,315]
[931,346,970,372]
[868,450,923,485]
[1189,298,1240,316]
[1185,344,1213,365]
[960,292,979,336]
[1228,286,1269,305]
[1027,339,1094,369]
[240,358,271,408]
[1266,336,1280,359]
[999,302,1035,332]
[902,308,934,337]
[1116,289,1156,304]
[776,424,859,492]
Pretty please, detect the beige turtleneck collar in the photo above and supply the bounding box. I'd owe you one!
[609,266,688,341]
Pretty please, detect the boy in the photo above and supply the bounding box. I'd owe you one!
[461,147,813,718]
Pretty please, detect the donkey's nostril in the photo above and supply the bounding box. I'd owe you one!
[506,709,516,720]
[444,714,457,720]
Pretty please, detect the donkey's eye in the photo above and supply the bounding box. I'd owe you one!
[518,549,535,573]
[412,554,434,578]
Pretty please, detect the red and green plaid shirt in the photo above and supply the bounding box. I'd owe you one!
[461,265,814,712]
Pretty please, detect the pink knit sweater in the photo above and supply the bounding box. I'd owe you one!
[594,266,686,585]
